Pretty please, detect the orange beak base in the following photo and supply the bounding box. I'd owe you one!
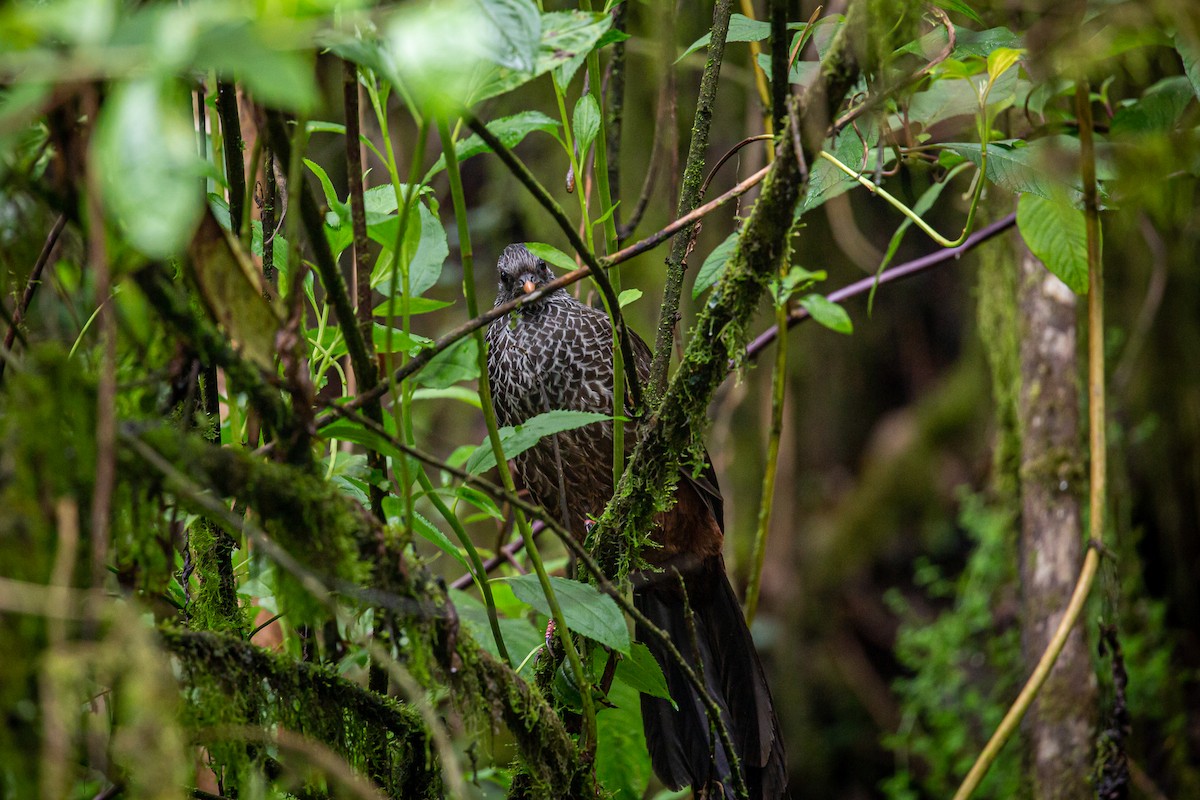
[523,280,536,295]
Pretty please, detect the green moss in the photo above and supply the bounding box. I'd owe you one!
[164,627,441,798]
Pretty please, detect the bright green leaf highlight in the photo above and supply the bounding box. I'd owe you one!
[464,409,612,475]
[1016,193,1090,294]
[503,574,630,653]
[800,294,853,334]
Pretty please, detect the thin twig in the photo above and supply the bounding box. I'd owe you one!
[0,214,66,381]
[743,213,1017,361]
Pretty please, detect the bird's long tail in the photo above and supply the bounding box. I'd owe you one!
[634,555,787,799]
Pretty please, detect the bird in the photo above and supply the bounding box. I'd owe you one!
[485,243,787,798]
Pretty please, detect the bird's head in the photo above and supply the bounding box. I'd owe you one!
[495,243,557,305]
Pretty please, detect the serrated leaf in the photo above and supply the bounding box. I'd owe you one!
[525,241,578,272]
[1016,193,1090,294]
[693,230,740,297]
[385,500,469,570]
[616,642,672,703]
[797,120,881,216]
[944,137,1111,204]
[94,77,204,258]
[617,288,642,308]
[1110,75,1195,137]
[573,93,601,153]
[800,294,853,334]
[426,111,560,179]
[464,410,612,474]
[503,574,630,652]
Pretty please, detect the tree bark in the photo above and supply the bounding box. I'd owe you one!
[1016,243,1096,800]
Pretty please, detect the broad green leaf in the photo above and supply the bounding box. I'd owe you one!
[478,0,541,73]
[451,588,543,671]
[447,484,504,520]
[596,674,652,799]
[617,288,643,308]
[678,13,774,62]
[1110,76,1195,137]
[902,68,1019,131]
[755,52,820,85]
[310,324,429,361]
[94,77,204,258]
[773,264,827,304]
[371,200,448,297]
[615,642,672,702]
[800,294,853,334]
[1016,193,1089,294]
[503,573,630,652]
[402,504,470,571]
[550,11,618,89]
[573,93,601,153]
[1176,33,1200,102]
[187,210,281,369]
[944,137,1112,204]
[426,111,560,179]
[416,337,479,389]
[902,25,1022,60]
[525,242,578,271]
[464,409,612,474]
[191,19,317,112]
[384,0,494,114]
[692,230,739,297]
[473,10,611,102]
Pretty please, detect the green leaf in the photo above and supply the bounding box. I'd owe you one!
[692,230,740,297]
[797,120,881,216]
[371,297,454,316]
[755,51,820,85]
[617,288,643,308]
[416,337,479,389]
[464,410,612,474]
[678,13,771,62]
[385,500,469,570]
[473,10,612,102]
[478,0,541,73]
[985,47,1023,85]
[410,386,482,408]
[93,77,204,258]
[319,416,406,462]
[1110,76,1195,137]
[381,0,496,114]
[426,111,560,179]
[1016,193,1089,294]
[448,484,505,520]
[616,642,672,703]
[930,0,984,25]
[192,19,317,112]
[1176,33,1200,102]
[451,588,544,671]
[525,241,578,272]
[371,200,448,298]
[573,93,601,153]
[503,574,630,652]
[944,137,1111,204]
[800,294,853,334]
[304,158,348,220]
[596,674,652,799]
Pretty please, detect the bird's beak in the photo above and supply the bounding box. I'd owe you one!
[521,277,537,295]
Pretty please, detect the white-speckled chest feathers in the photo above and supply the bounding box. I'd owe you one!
[485,244,649,535]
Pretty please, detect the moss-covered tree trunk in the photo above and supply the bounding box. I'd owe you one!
[1015,244,1096,800]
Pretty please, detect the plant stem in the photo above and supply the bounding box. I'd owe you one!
[950,80,1105,800]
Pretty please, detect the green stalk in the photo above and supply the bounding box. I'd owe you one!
[432,118,513,666]
[438,115,598,746]
[581,3,627,490]
[744,291,787,624]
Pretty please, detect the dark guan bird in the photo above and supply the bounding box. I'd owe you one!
[485,244,787,798]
